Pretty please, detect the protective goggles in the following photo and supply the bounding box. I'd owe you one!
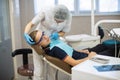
[35,31,45,45]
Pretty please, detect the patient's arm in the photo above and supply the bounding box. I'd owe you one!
[88,51,96,58]
[63,55,89,66]
[77,49,90,54]
[63,52,96,66]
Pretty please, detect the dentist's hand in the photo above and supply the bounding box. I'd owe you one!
[50,32,59,40]
[24,33,35,45]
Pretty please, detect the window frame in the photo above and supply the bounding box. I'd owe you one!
[75,0,120,16]
[34,0,120,16]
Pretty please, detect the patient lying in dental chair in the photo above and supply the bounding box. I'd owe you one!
[29,30,116,67]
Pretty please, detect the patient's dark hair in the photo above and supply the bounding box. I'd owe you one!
[29,30,38,42]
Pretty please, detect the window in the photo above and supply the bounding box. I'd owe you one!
[34,0,55,14]
[58,0,74,11]
[34,0,120,15]
[79,0,96,11]
[99,0,118,12]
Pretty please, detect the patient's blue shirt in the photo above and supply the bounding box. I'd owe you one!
[50,39,73,57]
[46,39,88,60]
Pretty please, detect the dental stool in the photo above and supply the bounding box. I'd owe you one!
[65,34,100,50]
[12,48,34,80]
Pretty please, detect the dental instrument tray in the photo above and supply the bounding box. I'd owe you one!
[90,57,109,64]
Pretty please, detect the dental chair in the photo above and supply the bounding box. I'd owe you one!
[31,45,72,79]
[12,48,34,80]
[44,55,71,75]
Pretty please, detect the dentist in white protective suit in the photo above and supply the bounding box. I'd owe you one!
[24,5,72,80]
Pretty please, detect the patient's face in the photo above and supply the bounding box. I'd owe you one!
[35,31,50,47]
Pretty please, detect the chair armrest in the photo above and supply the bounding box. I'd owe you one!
[12,48,32,57]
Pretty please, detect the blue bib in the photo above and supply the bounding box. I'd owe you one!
[50,39,73,57]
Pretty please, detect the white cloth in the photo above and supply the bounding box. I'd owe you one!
[32,6,72,80]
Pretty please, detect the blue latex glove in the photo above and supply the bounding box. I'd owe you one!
[50,32,59,40]
[24,33,35,45]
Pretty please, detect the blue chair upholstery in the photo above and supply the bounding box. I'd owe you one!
[102,39,120,46]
